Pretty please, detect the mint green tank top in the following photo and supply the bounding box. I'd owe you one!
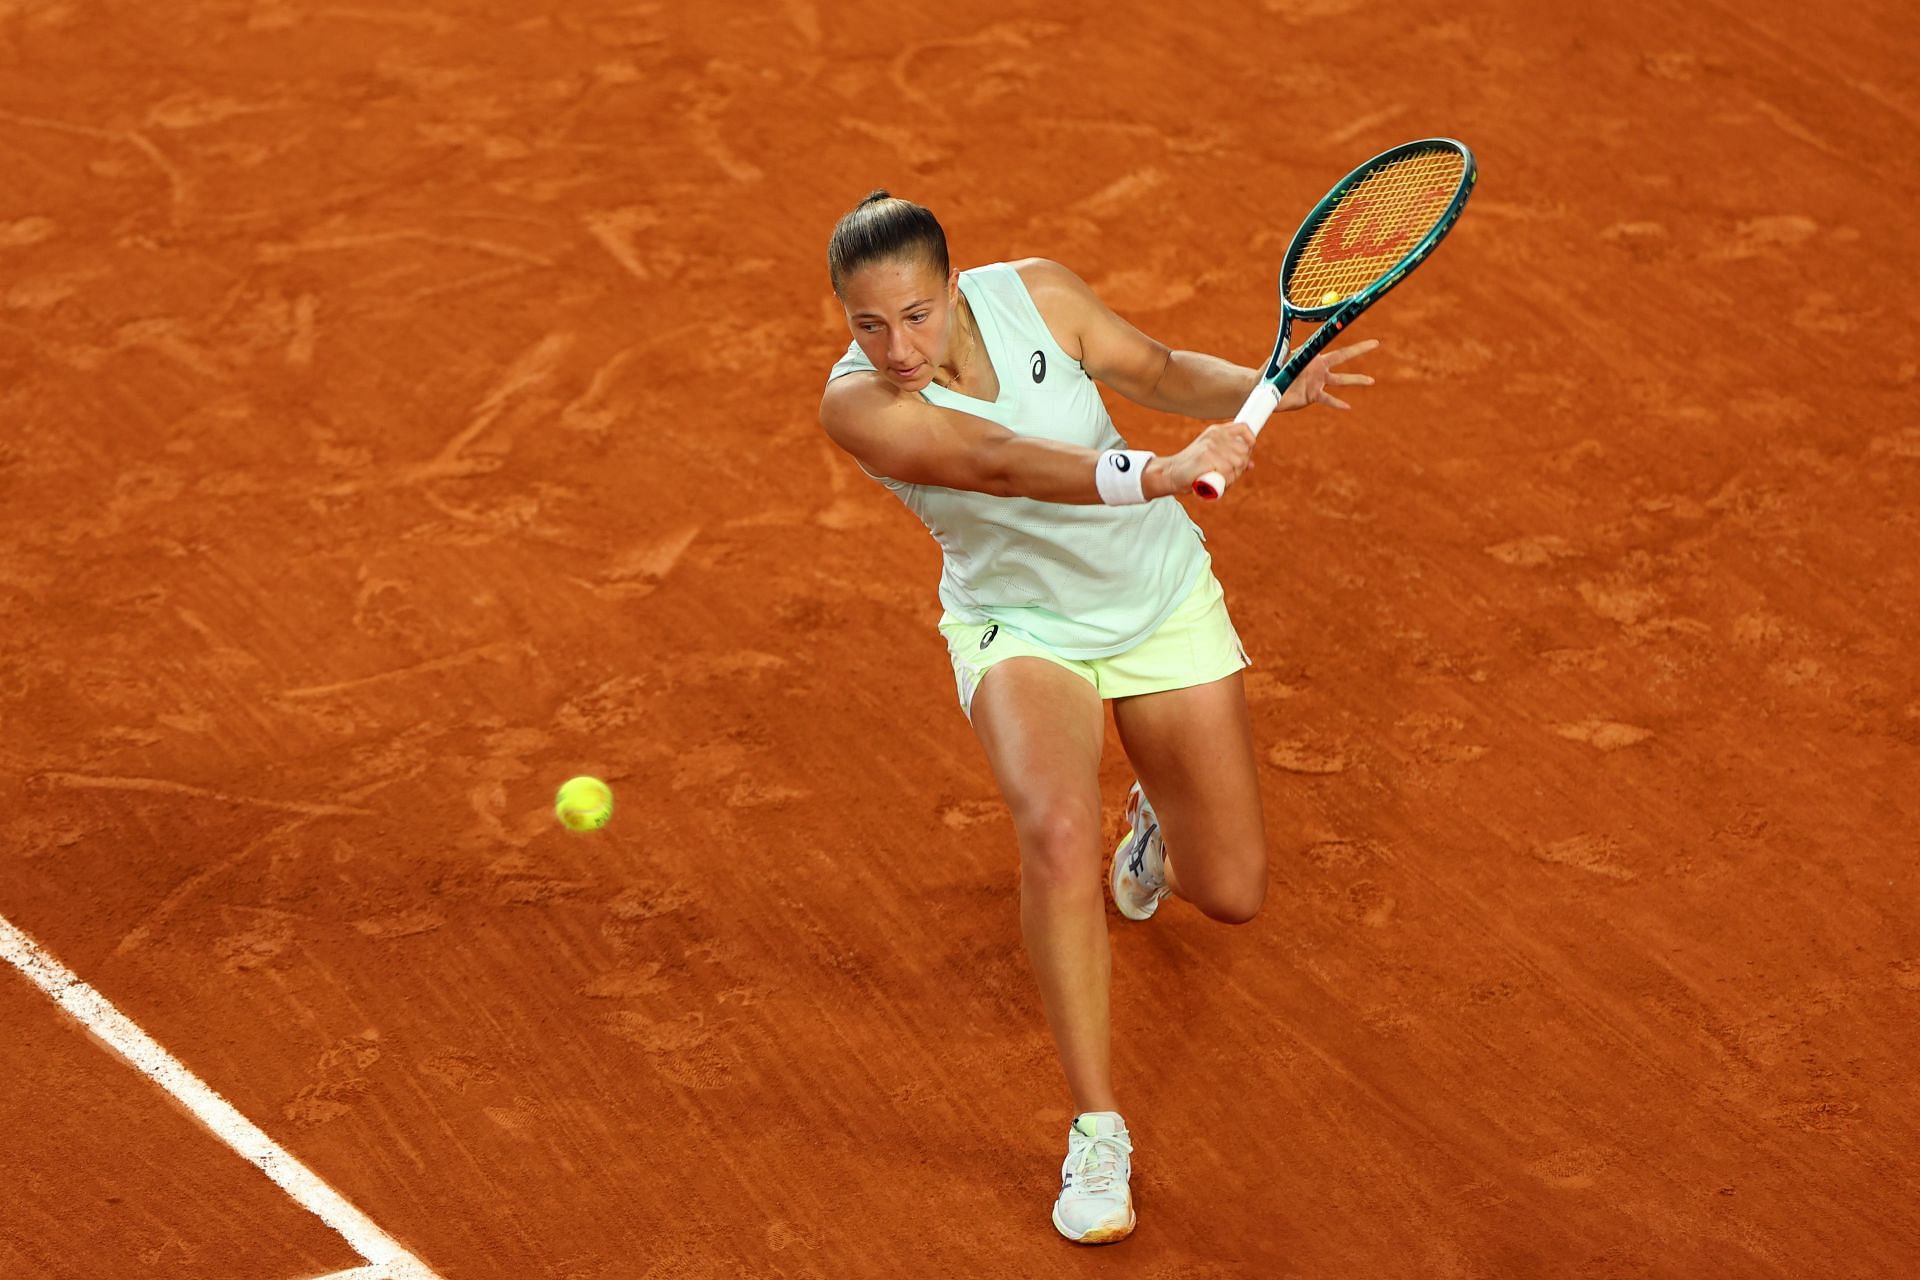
[827,262,1209,660]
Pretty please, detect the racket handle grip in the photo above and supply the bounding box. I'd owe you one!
[1193,382,1282,501]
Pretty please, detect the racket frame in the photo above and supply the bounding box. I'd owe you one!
[1194,137,1478,500]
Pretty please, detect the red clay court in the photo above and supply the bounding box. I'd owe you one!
[3,1,1917,1276]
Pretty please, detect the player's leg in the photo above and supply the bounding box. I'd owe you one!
[1111,667,1268,924]
[1098,571,1267,923]
[969,654,1138,1244]
[968,656,1114,1112]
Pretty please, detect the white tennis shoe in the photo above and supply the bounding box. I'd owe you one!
[1051,1111,1136,1244]
[1109,782,1169,921]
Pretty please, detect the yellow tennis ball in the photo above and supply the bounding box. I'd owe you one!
[554,776,613,832]
[1320,289,1340,305]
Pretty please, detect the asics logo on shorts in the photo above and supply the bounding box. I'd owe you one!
[1031,351,1046,383]
[979,624,998,650]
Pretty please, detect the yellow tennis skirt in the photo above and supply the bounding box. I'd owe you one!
[939,571,1251,718]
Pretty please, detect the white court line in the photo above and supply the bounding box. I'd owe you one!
[0,913,440,1280]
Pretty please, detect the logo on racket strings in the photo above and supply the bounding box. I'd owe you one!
[1316,187,1449,263]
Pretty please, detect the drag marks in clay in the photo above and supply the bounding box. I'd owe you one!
[283,1033,382,1130]
[592,890,754,1094]
[1530,834,1637,883]
[1268,739,1351,776]
[0,215,55,247]
[215,908,299,973]
[1395,712,1491,767]
[350,908,445,941]
[598,1010,738,1090]
[1551,720,1654,752]
[1484,535,1579,569]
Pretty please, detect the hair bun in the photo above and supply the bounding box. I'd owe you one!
[826,191,948,296]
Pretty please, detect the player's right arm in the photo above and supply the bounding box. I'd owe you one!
[819,372,1250,503]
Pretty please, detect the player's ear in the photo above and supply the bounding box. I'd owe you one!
[947,265,960,300]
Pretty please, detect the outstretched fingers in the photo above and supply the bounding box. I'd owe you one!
[1324,338,1381,366]
[1313,338,1381,409]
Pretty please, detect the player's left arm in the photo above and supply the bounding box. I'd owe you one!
[1015,257,1376,419]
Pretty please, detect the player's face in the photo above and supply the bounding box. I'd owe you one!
[840,256,959,393]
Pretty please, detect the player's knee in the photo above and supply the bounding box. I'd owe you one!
[1202,887,1265,925]
[1191,857,1267,924]
[1017,807,1101,892]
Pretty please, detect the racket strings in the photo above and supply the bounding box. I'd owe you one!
[1289,147,1465,307]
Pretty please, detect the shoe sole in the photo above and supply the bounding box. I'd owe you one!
[1052,1204,1136,1244]
[1108,785,1160,923]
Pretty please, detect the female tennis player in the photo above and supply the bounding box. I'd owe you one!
[818,192,1378,1244]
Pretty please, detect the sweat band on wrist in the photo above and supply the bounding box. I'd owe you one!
[1095,449,1154,505]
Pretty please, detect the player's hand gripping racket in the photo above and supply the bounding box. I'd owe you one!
[1194,137,1477,500]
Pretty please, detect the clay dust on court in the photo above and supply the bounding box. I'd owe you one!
[3,1,1918,1276]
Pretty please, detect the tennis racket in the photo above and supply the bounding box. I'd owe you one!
[1194,137,1477,500]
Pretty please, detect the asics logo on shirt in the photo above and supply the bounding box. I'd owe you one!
[1031,351,1046,383]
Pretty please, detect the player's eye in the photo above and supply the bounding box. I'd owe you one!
[908,312,927,324]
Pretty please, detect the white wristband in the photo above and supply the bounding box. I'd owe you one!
[1094,449,1153,505]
